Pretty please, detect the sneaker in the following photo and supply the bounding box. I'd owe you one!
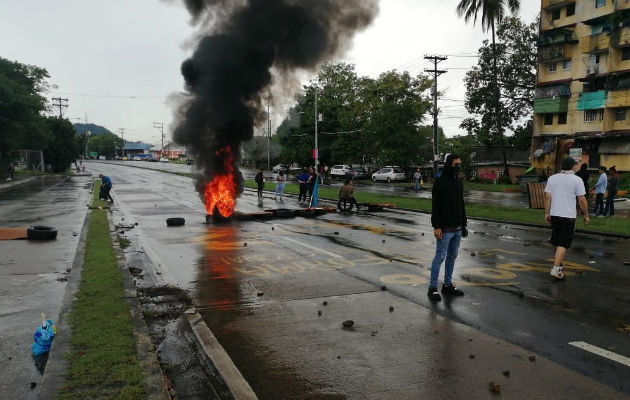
[441,284,464,296]
[550,265,565,280]
[427,287,441,301]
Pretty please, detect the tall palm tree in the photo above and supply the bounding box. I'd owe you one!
[456,0,520,180]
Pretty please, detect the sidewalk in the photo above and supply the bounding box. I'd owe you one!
[0,176,92,399]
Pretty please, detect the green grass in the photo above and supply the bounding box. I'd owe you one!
[464,182,520,192]
[57,181,145,400]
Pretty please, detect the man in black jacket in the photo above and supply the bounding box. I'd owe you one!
[428,154,466,301]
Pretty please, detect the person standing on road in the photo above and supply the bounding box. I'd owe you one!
[544,157,589,279]
[98,174,114,202]
[297,168,310,203]
[307,167,316,201]
[575,163,589,194]
[255,168,265,199]
[591,166,607,216]
[413,168,422,192]
[337,177,360,211]
[603,166,618,217]
[274,170,286,201]
[428,154,466,302]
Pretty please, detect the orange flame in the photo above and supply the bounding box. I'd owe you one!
[204,147,236,217]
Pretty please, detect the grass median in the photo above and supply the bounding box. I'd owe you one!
[244,180,629,236]
[57,181,145,399]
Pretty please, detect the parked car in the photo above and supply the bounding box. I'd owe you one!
[132,156,142,161]
[272,164,288,173]
[372,167,406,183]
[159,157,170,163]
[330,165,352,178]
[350,167,368,180]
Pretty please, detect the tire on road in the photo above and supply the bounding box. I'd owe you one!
[166,217,186,226]
[27,225,58,240]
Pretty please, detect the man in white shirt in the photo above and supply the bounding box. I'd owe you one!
[544,157,590,279]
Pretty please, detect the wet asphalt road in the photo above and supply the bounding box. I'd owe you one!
[0,176,92,400]
[91,161,630,399]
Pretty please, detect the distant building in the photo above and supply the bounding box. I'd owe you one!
[531,0,630,173]
[149,142,187,159]
[123,142,152,156]
[469,146,530,184]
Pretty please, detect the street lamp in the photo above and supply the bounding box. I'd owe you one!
[84,130,91,159]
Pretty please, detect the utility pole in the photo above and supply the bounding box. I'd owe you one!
[118,128,125,158]
[153,122,164,158]
[51,97,68,118]
[314,91,319,170]
[267,99,271,171]
[424,55,447,177]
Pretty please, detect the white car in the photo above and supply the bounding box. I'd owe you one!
[159,157,170,163]
[330,165,352,178]
[372,167,406,183]
[132,156,142,161]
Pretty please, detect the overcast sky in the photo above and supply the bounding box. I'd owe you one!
[0,0,538,145]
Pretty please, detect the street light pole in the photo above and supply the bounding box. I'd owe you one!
[118,128,125,158]
[84,130,91,158]
[267,100,271,171]
[314,91,319,170]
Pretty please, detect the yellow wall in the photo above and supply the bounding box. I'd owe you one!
[600,154,630,171]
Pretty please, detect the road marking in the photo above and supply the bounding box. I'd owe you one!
[280,236,344,259]
[568,341,630,367]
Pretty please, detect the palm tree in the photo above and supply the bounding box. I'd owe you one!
[456,0,520,181]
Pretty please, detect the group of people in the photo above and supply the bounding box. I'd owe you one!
[428,154,606,300]
[254,166,320,204]
[576,163,619,217]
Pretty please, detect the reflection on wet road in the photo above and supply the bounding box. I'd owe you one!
[92,161,630,399]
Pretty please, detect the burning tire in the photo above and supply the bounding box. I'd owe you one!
[250,212,274,220]
[166,217,186,226]
[27,226,58,240]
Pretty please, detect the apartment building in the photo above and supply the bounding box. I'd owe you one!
[531,0,630,173]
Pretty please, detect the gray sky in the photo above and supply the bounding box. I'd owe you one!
[0,0,538,145]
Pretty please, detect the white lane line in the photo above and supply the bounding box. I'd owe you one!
[280,236,344,259]
[568,341,630,367]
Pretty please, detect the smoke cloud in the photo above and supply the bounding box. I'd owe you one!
[173,0,379,201]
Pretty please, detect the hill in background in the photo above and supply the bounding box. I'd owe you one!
[73,123,115,137]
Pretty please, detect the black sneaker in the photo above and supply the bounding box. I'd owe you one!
[427,287,441,301]
[441,284,464,296]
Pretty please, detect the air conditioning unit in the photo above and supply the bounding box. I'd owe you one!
[587,65,599,75]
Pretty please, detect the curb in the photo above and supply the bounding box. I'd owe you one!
[0,176,37,192]
[187,312,258,400]
[37,191,92,399]
[108,213,171,400]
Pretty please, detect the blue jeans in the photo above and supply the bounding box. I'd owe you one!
[275,183,285,199]
[414,179,420,191]
[429,230,462,288]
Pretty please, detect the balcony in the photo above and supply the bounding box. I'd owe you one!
[611,26,630,48]
[534,97,569,114]
[542,0,575,10]
[581,32,611,54]
[577,91,607,110]
[607,88,630,108]
[535,85,571,99]
[539,44,566,62]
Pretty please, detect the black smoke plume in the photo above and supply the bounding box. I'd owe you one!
[173,0,378,200]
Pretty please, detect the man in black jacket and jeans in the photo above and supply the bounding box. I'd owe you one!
[428,154,466,301]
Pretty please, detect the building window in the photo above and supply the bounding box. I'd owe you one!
[589,54,600,65]
[595,0,606,8]
[566,4,575,16]
[548,63,557,72]
[558,112,568,124]
[622,48,630,61]
[584,110,597,122]
[562,61,571,70]
[615,109,627,121]
[599,109,605,121]
[544,114,554,125]
[551,8,561,20]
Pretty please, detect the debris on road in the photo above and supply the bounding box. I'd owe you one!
[502,370,510,377]
[528,355,536,362]
[323,301,328,306]
[470,252,476,256]
[166,217,185,226]
[32,315,56,356]
[389,306,394,312]
[342,320,354,328]
[469,354,475,359]
[128,266,143,276]
[318,310,322,316]
[256,291,264,297]
[380,285,387,291]
[488,381,501,394]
